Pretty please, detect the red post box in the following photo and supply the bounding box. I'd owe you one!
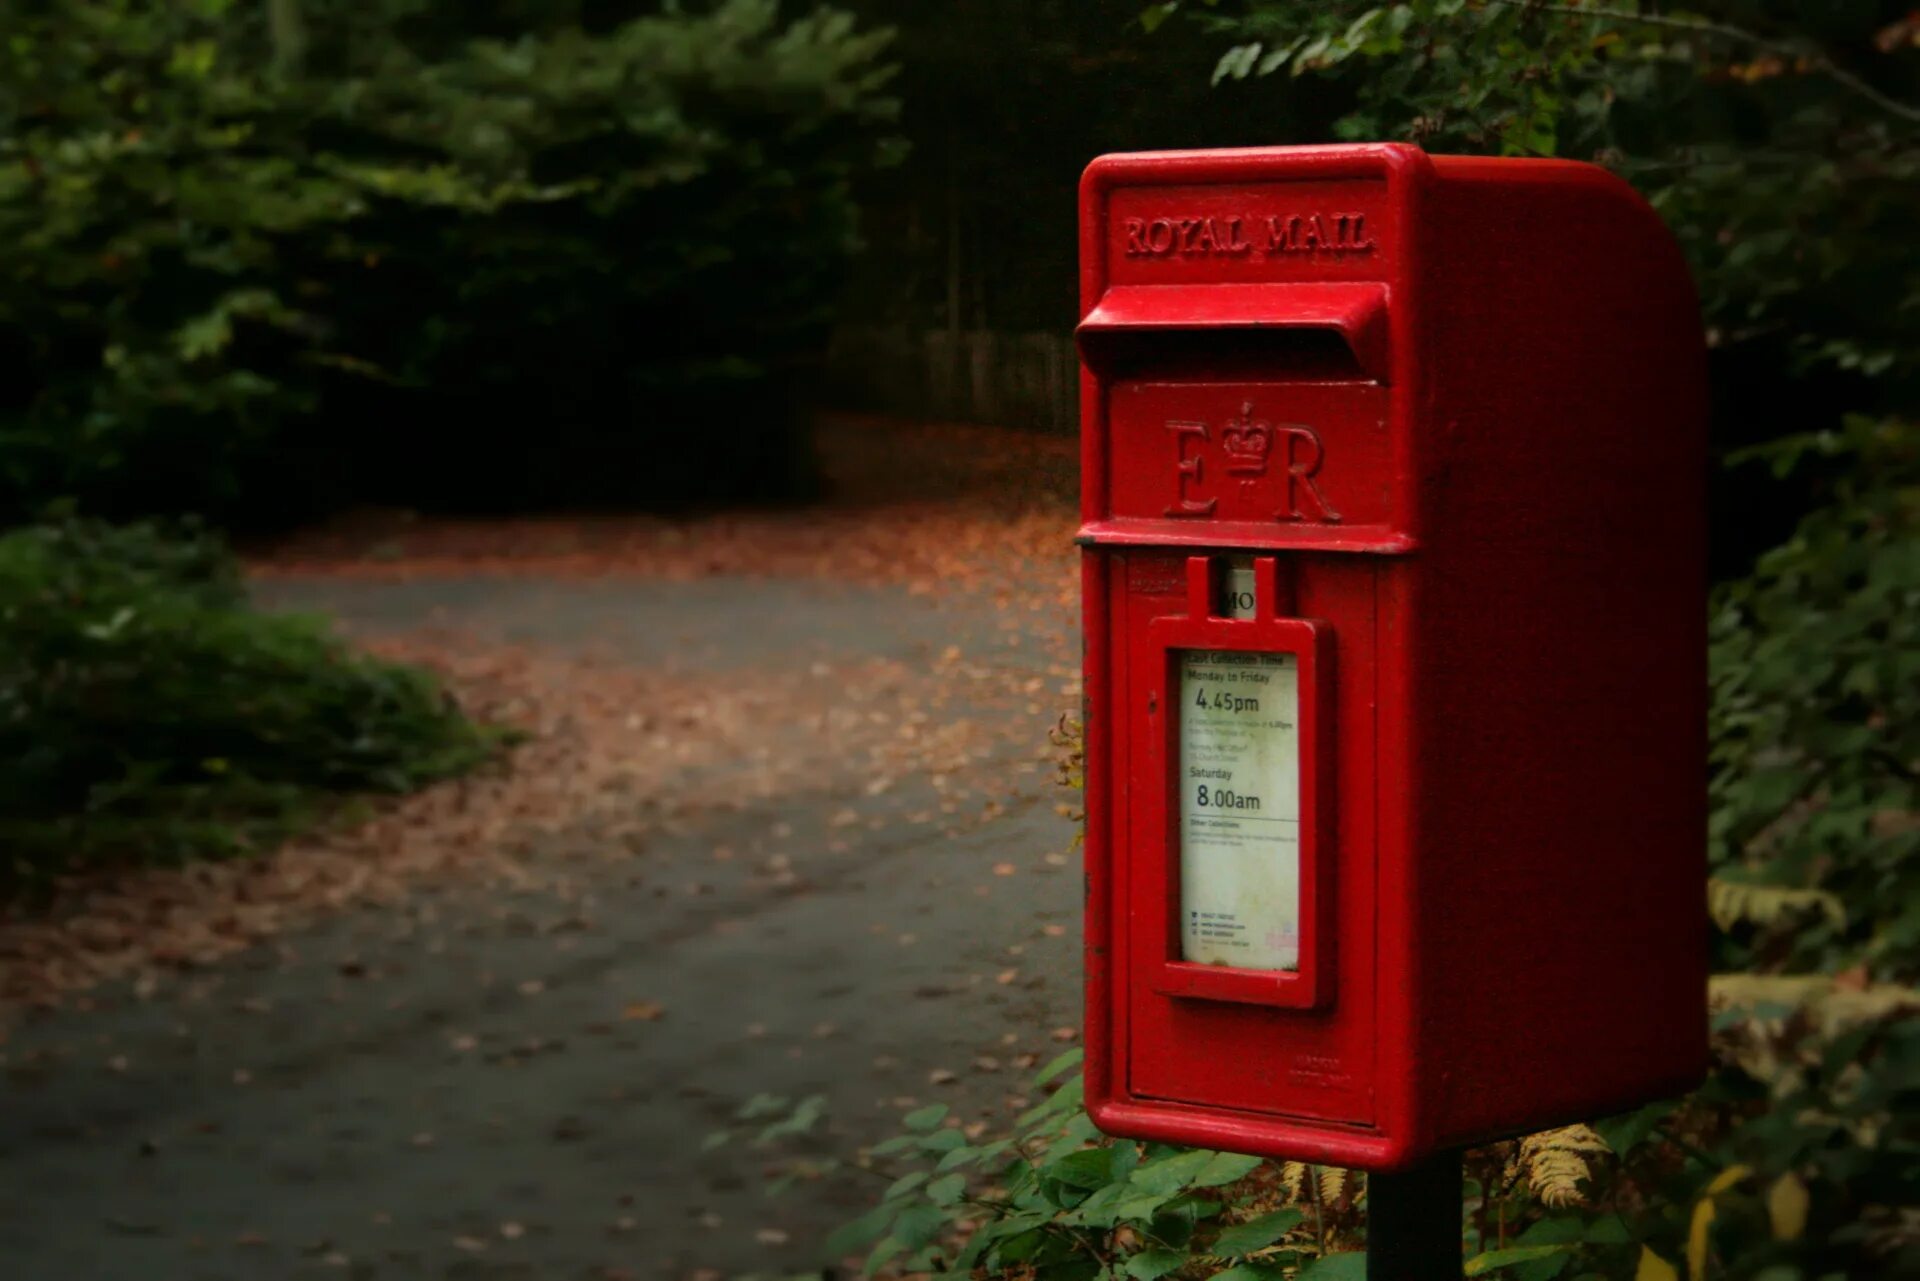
[1077,144,1707,1171]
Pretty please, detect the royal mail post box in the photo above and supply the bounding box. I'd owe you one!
[1077,144,1707,1170]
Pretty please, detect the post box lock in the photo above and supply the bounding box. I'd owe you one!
[1077,145,1709,1171]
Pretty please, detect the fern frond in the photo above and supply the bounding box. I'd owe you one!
[1496,1139,1521,1190]
[1279,1161,1308,1203]
[1707,878,1845,932]
[1518,1124,1610,1208]
[1711,973,1920,1038]
[1317,1166,1349,1206]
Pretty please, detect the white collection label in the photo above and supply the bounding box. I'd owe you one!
[1178,649,1301,971]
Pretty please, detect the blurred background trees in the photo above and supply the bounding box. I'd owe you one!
[0,0,901,885]
[0,0,899,525]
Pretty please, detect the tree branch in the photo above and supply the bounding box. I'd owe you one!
[1489,0,1920,126]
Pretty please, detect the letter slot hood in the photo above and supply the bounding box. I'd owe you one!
[1078,282,1391,385]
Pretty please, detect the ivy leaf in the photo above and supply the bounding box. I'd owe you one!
[1129,1149,1216,1194]
[1064,1178,1129,1228]
[1466,1244,1580,1276]
[926,1172,966,1207]
[861,1235,905,1279]
[1213,43,1261,83]
[1110,1188,1181,1224]
[1634,1247,1680,1281]
[1766,1172,1810,1241]
[1139,2,1179,35]
[1593,1102,1670,1157]
[919,1129,966,1154]
[1123,1248,1188,1279]
[1044,1147,1116,1190]
[824,1204,893,1256]
[1211,1264,1290,1281]
[882,1171,928,1202]
[1033,1047,1082,1085]
[1295,1253,1368,1280]
[1194,1151,1266,1187]
[1213,1207,1305,1257]
[890,1204,947,1252]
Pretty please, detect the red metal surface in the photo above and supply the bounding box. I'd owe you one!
[1077,144,1708,1170]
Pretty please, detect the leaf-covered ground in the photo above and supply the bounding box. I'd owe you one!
[0,417,1087,1279]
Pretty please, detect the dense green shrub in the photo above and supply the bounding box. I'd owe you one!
[0,519,498,888]
[837,978,1920,1279]
[0,0,899,525]
[319,4,903,510]
[1710,418,1920,979]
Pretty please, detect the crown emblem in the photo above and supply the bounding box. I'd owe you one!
[1221,402,1273,475]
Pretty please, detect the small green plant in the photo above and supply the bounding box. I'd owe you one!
[832,1049,1351,1279]
[834,974,1920,1279]
[702,1091,842,1194]
[0,518,500,889]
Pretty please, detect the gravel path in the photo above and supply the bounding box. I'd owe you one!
[0,571,1082,1280]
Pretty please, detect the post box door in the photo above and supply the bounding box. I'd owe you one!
[1086,289,1391,1131]
[1111,549,1379,1128]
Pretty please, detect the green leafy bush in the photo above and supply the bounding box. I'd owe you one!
[832,1050,1339,1280]
[0,518,499,888]
[1710,418,1920,978]
[839,977,1920,1280]
[0,0,900,525]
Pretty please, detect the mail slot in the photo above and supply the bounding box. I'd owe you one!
[1077,144,1709,1170]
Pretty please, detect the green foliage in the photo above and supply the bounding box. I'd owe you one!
[830,1049,1337,1279]
[0,0,354,524]
[0,0,900,524]
[1155,2,1920,411]
[0,518,499,888]
[836,984,1920,1279]
[1711,418,1920,976]
[701,1090,841,1194]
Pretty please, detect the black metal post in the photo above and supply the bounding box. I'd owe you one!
[1367,1149,1464,1281]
